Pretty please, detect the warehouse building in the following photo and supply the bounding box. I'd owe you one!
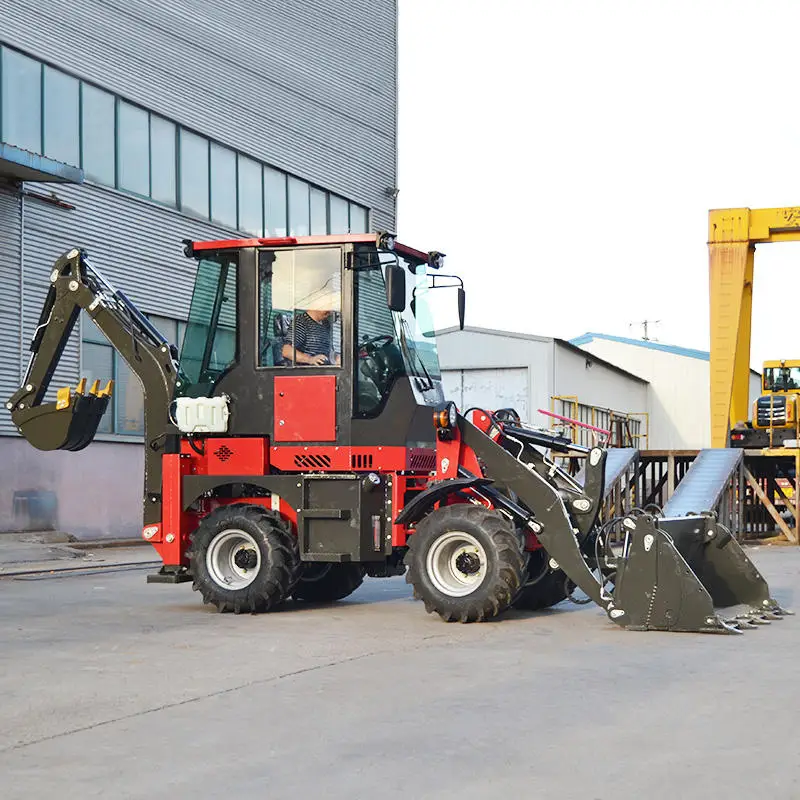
[438,327,763,451]
[570,333,762,449]
[438,327,650,447]
[0,1,397,537]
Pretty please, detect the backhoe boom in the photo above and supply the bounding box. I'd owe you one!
[6,248,178,526]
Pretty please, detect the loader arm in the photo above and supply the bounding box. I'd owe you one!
[6,248,178,527]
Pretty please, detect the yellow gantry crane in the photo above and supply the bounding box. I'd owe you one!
[708,206,800,447]
[709,207,800,544]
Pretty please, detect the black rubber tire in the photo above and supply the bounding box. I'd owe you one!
[513,562,570,611]
[188,503,300,614]
[405,505,525,623]
[291,563,365,603]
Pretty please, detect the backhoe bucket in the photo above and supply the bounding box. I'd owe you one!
[11,389,111,453]
[610,513,790,633]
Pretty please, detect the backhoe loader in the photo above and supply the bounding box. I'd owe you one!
[7,234,790,631]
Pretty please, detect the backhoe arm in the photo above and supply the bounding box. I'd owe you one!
[6,248,178,526]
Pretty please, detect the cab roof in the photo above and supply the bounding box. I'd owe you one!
[187,233,429,263]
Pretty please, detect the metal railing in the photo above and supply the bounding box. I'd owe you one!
[549,396,649,449]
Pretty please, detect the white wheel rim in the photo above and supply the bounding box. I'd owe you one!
[426,531,487,597]
[206,529,261,590]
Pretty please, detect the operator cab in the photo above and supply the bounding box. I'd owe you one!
[176,233,464,449]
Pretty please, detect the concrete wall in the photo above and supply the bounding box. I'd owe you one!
[0,438,142,538]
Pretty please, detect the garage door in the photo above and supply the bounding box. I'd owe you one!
[442,368,528,420]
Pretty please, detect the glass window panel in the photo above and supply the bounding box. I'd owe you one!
[329,195,349,234]
[237,156,263,236]
[288,177,310,237]
[117,101,149,196]
[349,203,369,233]
[43,67,79,165]
[82,342,113,434]
[265,248,342,367]
[150,115,176,206]
[179,129,209,218]
[115,359,144,435]
[264,167,287,236]
[82,317,107,344]
[310,188,327,235]
[210,143,237,228]
[1,48,42,153]
[82,84,116,184]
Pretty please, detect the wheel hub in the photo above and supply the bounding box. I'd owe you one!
[426,531,488,597]
[234,548,258,570]
[455,551,481,575]
[206,529,262,590]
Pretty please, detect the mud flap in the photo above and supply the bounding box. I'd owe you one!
[12,394,110,452]
[610,514,791,633]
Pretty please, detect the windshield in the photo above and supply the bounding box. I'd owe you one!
[176,253,238,397]
[353,246,444,415]
[764,366,800,392]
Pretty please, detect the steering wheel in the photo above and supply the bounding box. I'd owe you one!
[360,334,394,351]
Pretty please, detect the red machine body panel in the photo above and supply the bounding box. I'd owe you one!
[204,437,268,475]
[273,375,337,442]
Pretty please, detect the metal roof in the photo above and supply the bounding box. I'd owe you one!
[437,326,649,384]
[570,332,762,376]
[0,142,84,184]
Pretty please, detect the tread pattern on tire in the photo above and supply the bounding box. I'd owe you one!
[188,503,300,614]
[405,504,525,623]
[291,563,365,603]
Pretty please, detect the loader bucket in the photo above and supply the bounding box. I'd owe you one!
[12,392,111,453]
[609,512,790,633]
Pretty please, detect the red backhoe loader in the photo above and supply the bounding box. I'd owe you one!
[7,234,789,631]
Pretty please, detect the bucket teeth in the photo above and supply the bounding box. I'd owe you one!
[76,377,87,395]
[88,379,101,396]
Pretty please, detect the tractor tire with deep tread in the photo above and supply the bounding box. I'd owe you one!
[513,567,570,611]
[188,503,300,614]
[405,505,525,623]
[291,563,366,603]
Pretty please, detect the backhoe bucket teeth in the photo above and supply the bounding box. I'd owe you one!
[609,513,789,633]
[12,393,110,453]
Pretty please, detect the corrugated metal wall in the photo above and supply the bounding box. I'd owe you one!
[0,185,21,433]
[2,0,397,231]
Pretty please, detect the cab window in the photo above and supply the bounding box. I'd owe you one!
[259,247,342,367]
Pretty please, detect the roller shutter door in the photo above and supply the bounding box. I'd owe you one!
[442,367,528,420]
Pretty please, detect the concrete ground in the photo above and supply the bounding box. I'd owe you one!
[0,544,799,800]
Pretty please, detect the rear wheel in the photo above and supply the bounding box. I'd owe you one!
[512,550,570,611]
[291,563,365,603]
[406,505,525,623]
[188,503,300,614]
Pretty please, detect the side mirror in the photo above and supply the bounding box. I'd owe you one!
[457,287,466,330]
[386,264,406,312]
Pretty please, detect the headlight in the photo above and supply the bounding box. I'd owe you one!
[433,401,458,440]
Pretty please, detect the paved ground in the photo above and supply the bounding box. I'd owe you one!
[0,545,799,799]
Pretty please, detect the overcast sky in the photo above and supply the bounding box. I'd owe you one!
[396,0,800,369]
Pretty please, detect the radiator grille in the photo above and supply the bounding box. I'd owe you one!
[351,453,374,469]
[214,445,234,462]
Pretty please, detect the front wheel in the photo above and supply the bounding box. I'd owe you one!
[406,505,525,623]
[188,503,300,614]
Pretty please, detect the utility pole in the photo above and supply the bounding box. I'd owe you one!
[629,320,661,341]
